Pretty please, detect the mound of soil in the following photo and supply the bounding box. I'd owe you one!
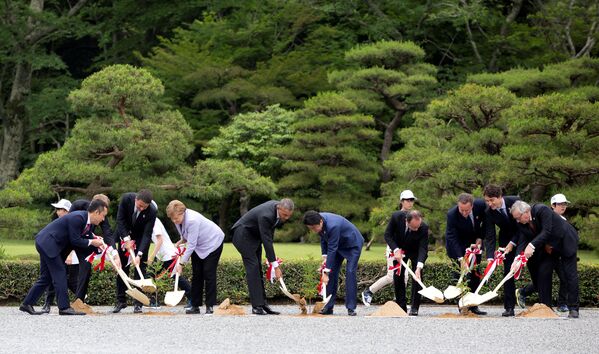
[71,299,95,315]
[312,301,325,314]
[291,294,307,314]
[516,303,558,318]
[368,301,408,317]
[214,298,246,316]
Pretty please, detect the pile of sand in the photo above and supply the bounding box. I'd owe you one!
[214,298,246,316]
[368,301,408,317]
[71,299,95,315]
[516,303,558,318]
[312,301,325,314]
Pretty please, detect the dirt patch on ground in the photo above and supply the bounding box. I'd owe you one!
[368,301,408,317]
[214,298,246,316]
[140,311,176,316]
[516,303,558,318]
[435,312,482,319]
[71,299,95,315]
[291,294,307,314]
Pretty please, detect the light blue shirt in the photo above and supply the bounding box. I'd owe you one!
[177,209,224,263]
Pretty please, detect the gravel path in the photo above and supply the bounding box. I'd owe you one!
[0,304,596,353]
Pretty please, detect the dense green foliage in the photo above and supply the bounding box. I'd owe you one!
[2,259,598,307]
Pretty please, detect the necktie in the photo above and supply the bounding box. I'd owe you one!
[469,214,475,228]
[82,223,90,235]
[133,208,139,223]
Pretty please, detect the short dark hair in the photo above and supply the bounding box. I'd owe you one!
[457,193,474,205]
[483,184,503,198]
[136,189,153,204]
[303,210,322,226]
[406,210,423,222]
[88,199,107,213]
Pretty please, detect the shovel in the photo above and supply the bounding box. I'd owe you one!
[458,248,506,308]
[444,249,478,300]
[467,258,523,307]
[106,248,150,306]
[164,271,185,306]
[126,245,157,293]
[400,259,444,303]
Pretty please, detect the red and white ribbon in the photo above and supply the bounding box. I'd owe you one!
[316,260,327,296]
[388,249,404,276]
[85,235,108,271]
[265,257,283,284]
[166,246,186,278]
[513,252,528,280]
[483,250,505,277]
[120,240,136,266]
[465,246,482,268]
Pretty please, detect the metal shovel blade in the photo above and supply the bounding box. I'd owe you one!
[165,273,185,307]
[443,285,463,300]
[139,279,157,293]
[126,288,150,306]
[419,286,445,304]
[458,292,483,308]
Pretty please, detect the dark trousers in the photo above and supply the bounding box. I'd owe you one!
[24,245,71,310]
[502,250,516,310]
[232,230,269,307]
[44,264,79,306]
[74,245,97,301]
[393,255,422,312]
[521,257,569,307]
[324,245,362,311]
[561,254,579,310]
[115,245,148,305]
[190,243,223,307]
[526,251,556,307]
[451,256,481,295]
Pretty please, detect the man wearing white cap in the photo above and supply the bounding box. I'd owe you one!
[516,193,580,317]
[361,190,417,306]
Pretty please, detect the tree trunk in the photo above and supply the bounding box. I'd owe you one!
[0,61,32,186]
[239,189,250,215]
[218,197,231,239]
[530,184,547,202]
[488,0,523,71]
[380,111,403,182]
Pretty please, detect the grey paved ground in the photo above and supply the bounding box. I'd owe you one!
[0,304,597,353]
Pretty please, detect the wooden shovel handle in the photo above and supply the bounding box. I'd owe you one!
[400,259,426,289]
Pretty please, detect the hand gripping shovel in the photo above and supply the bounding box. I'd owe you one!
[471,255,527,307]
[400,259,444,303]
[444,246,480,300]
[106,247,150,306]
[164,271,185,306]
[126,244,157,293]
[458,248,505,308]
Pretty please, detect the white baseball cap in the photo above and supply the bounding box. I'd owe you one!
[550,194,569,205]
[51,198,72,211]
[400,190,417,200]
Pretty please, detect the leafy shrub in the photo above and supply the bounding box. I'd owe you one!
[0,207,50,240]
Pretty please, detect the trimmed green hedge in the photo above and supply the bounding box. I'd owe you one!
[1,260,598,307]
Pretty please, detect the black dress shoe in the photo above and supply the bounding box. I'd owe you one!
[502,308,515,317]
[469,306,487,315]
[112,302,127,313]
[186,306,201,314]
[252,306,267,315]
[205,306,213,315]
[409,308,419,316]
[133,305,143,313]
[262,304,280,315]
[568,309,579,318]
[59,307,85,315]
[347,309,357,316]
[319,307,333,315]
[41,303,51,314]
[19,304,42,315]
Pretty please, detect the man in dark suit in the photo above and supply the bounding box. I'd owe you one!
[231,199,294,315]
[384,210,429,316]
[445,193,487,315]
[483,184,520,317]
[112,189,157,314]
[68,194,116,304]
[20,200,107,315]
[303,211,364,316]
[510,200,580,318]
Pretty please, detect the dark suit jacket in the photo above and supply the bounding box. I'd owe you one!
[484,195,520,259]
[70,199,114,247]
[114,193,157,256]
[384,211,428,264]
[318,213,364,269]
[35,211,92,258]
[445,198,486,259]
[516,204,575,257]
[231,200,280,262]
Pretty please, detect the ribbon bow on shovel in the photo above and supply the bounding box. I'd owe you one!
[458,247,505,308]
[316,261,332,305]
[85,235,109,271]
[444,246,481,300]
